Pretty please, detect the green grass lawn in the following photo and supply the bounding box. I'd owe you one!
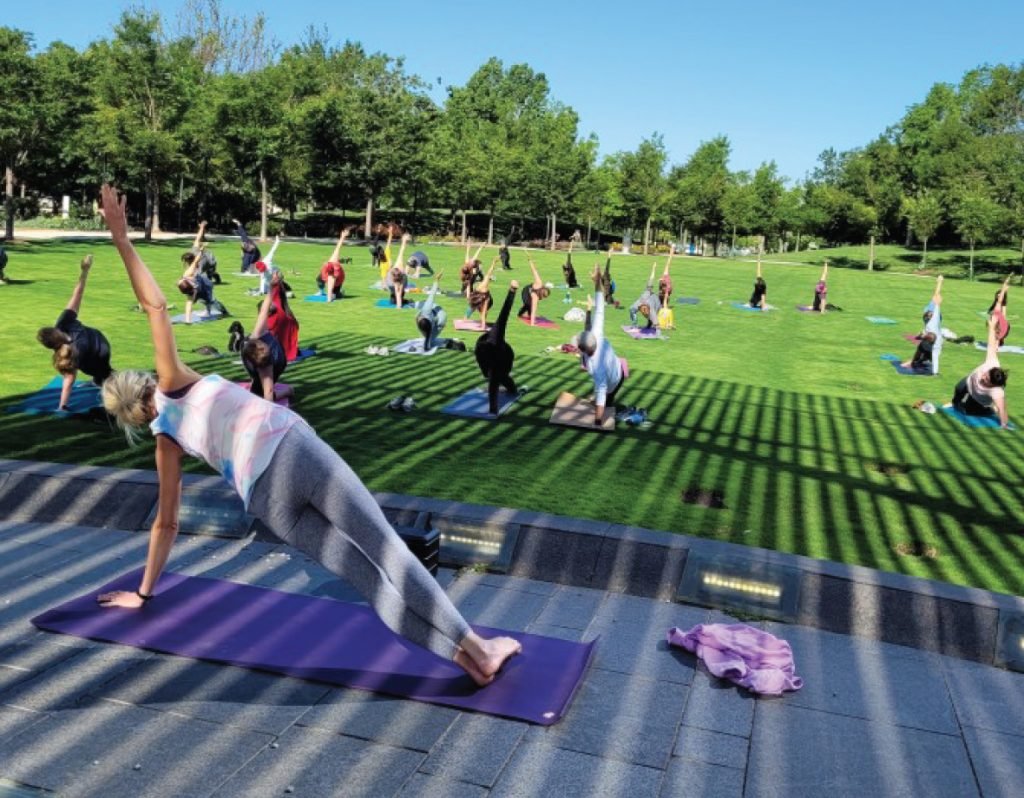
[2,238,1023,596]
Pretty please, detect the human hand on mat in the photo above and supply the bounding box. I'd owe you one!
[96,590,145,609]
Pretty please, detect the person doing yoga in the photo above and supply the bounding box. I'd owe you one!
[232,218,262,274]
[386,233,412,308]
[474,280,521,416]
[749,259,768,310]
[37,255,114,410]
[499,241,511,271]
[241,288,294,403]
[946,312,1011,429]
[95,184,521,687]
[563,243,579,288]
[517,257,552,326]
[630,263,662,330]
[601,249,617,306]
[317,227,351,302]
[407,248,434,279]
[178,253,229,324]
[812,261,829,313]
[181,221,221,284]
[467,257,499,328]
[658,254,673,306]
[988,276,1011,346]
[902,275,943,375]
[415,273,448,351]
[460,242,486,299]
[578,265,626,426]
[0,245,9,284]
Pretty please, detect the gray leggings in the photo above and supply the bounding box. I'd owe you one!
[248,423,471,660]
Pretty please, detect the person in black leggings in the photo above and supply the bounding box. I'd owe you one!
[475,280,520,415]
[36,255,114,410]
[241,287,294,403]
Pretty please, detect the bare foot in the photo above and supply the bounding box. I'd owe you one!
[454,648,494,687]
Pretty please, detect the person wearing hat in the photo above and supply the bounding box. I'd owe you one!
[902,275,944,374]
[630,263,662,330]
[579,265,626,426]
[475,279,521,415]
[517,257,552,326]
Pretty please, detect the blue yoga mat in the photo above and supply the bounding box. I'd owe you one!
[6,376,102,417]
[732,302,770,312]
[675,297,700,306]
[441,387,522,419]
[880,355,932,376]
[290,348,316,363]
[32,568,594,726]
[941,406,1014,430]
[375,298,422,310]
[866,316,897,325]
[171,310,226,325]
[304,294,342,303]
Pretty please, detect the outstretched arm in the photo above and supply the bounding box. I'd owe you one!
[100,184,197,391]
[396,232,411,274]
[191,221,207,251]
[264,236,281,265]
[251,286,275,339]
[756,257,762,279]
[820,260,829,282]
[931,274,944,307]
[647,262,656,290]
[986,309,1001,360]
[528,258,543,289]
[478,257,498,293]
[994,275,1010,311]
[663,250,673,276]
[65,255,94,314]
[328,226,351,263]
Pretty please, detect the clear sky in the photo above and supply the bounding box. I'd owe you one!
[8,0,1024,183]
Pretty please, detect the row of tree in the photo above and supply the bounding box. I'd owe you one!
[1,2,1023,273]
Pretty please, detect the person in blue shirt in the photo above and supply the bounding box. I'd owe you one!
[578,265,627,425]
[902,276,943,374]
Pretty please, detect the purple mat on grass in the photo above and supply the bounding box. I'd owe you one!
[621,324,663,339]
[518,316,559,329]
[31,569,595,726]
[795,304,815,313]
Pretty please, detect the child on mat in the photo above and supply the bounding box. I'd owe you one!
[242,288,294,403]
[946,313,1010,429]
[415,273,447,351]
[630,263,662,330]
[317,227,351,302]
[467,257,499,328]
[37,255,114,410]
[407,249,433,279]
[95,184,520,687]
[902,276,943,375]
[232,218,262,274]
[517,258,552,326]
[812,261,829,313]
[988,277,1011,346]
[475,280,521,416]
[749,259,768,310]
[579,265,626,426]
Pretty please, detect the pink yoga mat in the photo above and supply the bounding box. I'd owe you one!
[31,569,596,726]
[454,319,492,332]
[234,382,291,407]
[518,316,559,330]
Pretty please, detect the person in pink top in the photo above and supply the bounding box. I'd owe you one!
[95,184,521,687]
[946,311,1011,429]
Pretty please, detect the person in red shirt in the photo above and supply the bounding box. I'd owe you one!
[316,227,351,302]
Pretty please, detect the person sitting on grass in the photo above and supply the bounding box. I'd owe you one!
[517,257,552,326]
[242,286,294,404]
[415,272,447,352]
[578,265,626,426]
[630,263,662,330]
[946,312,1010,429]
[178,256,229,324]
[232,218,261,274]
[386,233,412,308]
[95,183,521,687]
[475,279,521,416]
[317,227,351,302]
[467,257,499,329]
[460,242,486,299]
[407,247,434,279]
[749,258,768,310]
[812,261,829,313]
[988,276,1011,346]
[37,255,114,410]
[181,221,221,285]
[563,244,579,289]
[902,275,943,375]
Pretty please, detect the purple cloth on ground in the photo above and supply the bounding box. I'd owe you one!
[621,324,663,339]
[31,569,595,726]
[667,623,803,696]
[518,316,559,329]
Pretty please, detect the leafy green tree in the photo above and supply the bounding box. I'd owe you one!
[0,28,39,239]
[615,134,667,254]
[902,192,944,268]
[951,186,1004,280]
[749,161,784,251]
[669,136,731,255]
[722,171,755,251]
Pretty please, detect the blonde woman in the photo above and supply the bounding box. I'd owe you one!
[95,185,520,686]
[36,254,114,410]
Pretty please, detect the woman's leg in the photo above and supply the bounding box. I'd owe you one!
[249,426,472,660]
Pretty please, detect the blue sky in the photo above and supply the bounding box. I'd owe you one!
[8,1,1024,182]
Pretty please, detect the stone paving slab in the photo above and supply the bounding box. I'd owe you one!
[661,757,744,798]
[942,655,1024,738]
[419,713,527,786]
[961,725,1024,798]
[681,667,756,738]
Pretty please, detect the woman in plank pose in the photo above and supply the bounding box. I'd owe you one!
[96,184,520,686]
[37,255,114,410]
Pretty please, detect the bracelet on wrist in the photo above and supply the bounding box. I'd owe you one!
[136,590,153,603]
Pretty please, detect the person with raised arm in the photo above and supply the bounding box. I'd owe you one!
[460,242,486,299]
[181,221,220,285]
[177,254,229,324]
[467,256,499,329]
[37,255,114,410]
[601,247,617,306]
[475,279,521,416]
[988,276,1011,346]
[562,242,579,289]
[516,257,552,326]
[317,227,351,302]
[414,271,448,352]
[812,261,829,313]
[232,218,262,274]
[658,252,674,306]
[241,288,294,403]
[378,227,394,286]
[902,275,944,375]
[749,257,768,310]
[95,184,521,686]
[629,263,662,330]
[947,312,1011,428]
[578,265,626,426]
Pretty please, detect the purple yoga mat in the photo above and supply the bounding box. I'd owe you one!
[31,569,595,726]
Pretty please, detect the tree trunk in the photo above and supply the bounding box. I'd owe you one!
[1019,236,1024,287]
[905,224,913,247]
[796,231,801,253]
[868,234,875,271]
[586,216,592,249]
[969,237,975,281]
[487,210,494,245]
[4,165,14,241]
[259,169,268,241]
[364,195,374,240]
[922,236,929,269]
[461,209,467,242]
[731,225,737,252]
[643,215,652,255]
[144,176,157,241]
